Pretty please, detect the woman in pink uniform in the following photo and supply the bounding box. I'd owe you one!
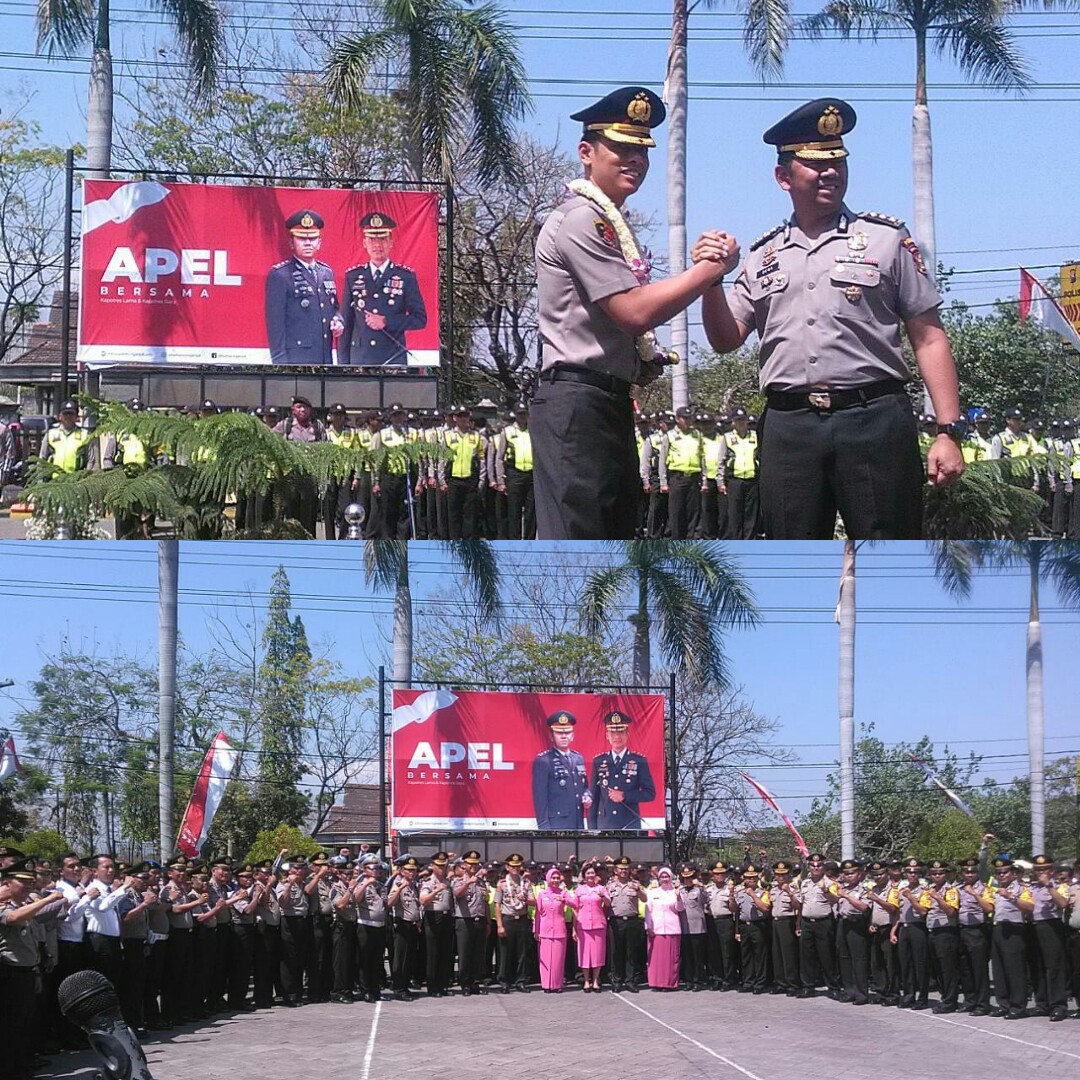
[645,866,684,990]
[574,863,612,992]
[533,866,579,992]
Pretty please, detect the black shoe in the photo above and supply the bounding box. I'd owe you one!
[956,1002,972,1013]
[852,998,869,1006]
[626,983,639,994]
[989,1007,1008,1017]
[897,998,914,1009]
[1030,1006,1050,1017]
[394,990,415,1002]
[1050,1008,1069,1022]
[796,988,815,999]
[912,1000,929,1011]
[282,1000,300,1008]
[737,986,753,993]
[612,983,623,994]
[516,984,530,994]
[461,987,473,997]
[692,984,704,992]
[330,994,348,1004]
[769,987,786,995]
[476,986,487,995]
[933,1003,957,1014]
[970,1006,991,1017]
[1005,1008,1026,1020]
[500,985,511,995]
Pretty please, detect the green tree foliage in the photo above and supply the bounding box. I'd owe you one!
[12,827,71,865]
[637,347,764,418]
[910,807,984,865]
[245,823,322,865]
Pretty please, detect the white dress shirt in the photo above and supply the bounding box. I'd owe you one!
[55,878,87,942]
[76,880,128,936]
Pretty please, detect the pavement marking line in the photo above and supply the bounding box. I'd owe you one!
[913,1012,1080,1061]
[360,999,383,1080]
[612,993,768,1080]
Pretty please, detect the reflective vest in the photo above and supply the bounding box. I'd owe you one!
[1072,438,1080,480]
[963,432,993,463]
[445,430,481,479]
[724,431,758,479]
[118,433,148,467]
[1029,436,1048,457]
[701,435,723,479]
[666,430,701,474]
[328,426,356,448]
[999,429,1035,457]
[379,427,412,474]
[505,428,533,472]
[45,425,91,473]
[356,428,378,451]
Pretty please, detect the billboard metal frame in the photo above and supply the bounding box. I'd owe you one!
[377,669,680,865]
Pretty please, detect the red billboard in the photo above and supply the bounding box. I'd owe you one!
[391,689,666,832]
[78,180,440,366]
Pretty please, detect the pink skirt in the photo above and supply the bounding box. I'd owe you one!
[576,925,606,969]
[539,937,567,990]
[647,933,680,988]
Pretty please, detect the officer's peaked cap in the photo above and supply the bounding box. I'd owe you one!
[571,86,665,148]
[764,98,856,161]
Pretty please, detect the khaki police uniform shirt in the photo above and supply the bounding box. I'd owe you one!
[867,881,898,927]
[769,881,798,918]
[0,900,45,967]
[609,879,643,918]
[727,206,941,392]
[330,880,357,923]
[924,886,959,929]
[957,883,990,925]
[493,876,533,918]
[798,875,834,918]
[678,884,707,934]
[454,876,489,919]
[535,194,643,384]
[834,879,870,920]
[355,879,387,926]
[705,880,737,918]
[389,878,422,923]
[992,881,1029,923]
[735,884,770,921]
[1029,881,1067,922]
[899,885,933,923]
[420,876,453,913]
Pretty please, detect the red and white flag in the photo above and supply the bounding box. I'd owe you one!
[1019,269,1080,351]
[177,732,238,857]
[739,770,810,858]
[0,736,22,782]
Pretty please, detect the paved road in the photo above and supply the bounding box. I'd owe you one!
[39,990,1080,1080]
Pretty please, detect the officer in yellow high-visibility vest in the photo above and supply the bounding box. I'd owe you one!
[658,405,704,539]
[1028,418,1055,531]
[697,410,725,539]
[323,403,356,540]
[990,407,1036,460]
[113,397,154,540]
[962,408,994,464]
[721,407,760,539]
[372,403,417,539]
[495,403,535,539]
[40,399,97,474]
[438,405,487,539]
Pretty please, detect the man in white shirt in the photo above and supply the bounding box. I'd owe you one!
[74,853,132,986]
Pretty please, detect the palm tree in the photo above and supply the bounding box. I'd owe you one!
[158,540,178,862]
[327,0,530,185]
[666,0,791,409]
[836,538,857,859]
[803,1,1037,286]
[364,540,501,688]
[931,540,1080,854]
[36,0,222,177]
[579,540,759,689]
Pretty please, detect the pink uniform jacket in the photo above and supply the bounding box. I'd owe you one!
[645,886,684,935]
[533,887,579,939]
[574,884,611,931]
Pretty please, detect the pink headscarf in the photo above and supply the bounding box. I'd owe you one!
[545,866,563,885]
[656,866,674,883]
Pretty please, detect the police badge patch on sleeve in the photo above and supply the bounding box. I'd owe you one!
[594,218,618,250]
[902,236,928,276]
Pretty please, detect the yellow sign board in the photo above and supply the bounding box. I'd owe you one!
[1061,263,1080,342]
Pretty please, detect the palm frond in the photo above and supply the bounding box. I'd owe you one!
[1045,541,1080,609]
[326,29,399,116]
[933,15,1030,91]
[664,542,761,629]
[922,458,1044,538]
[152,0,223,99]
[364,539,407,592]
[578,565,632,637]
[742,0,794,77]
[927,540,975,598]
[443,540,502,625]
[35,0,94,54]
[801,0,904,39]
[648,566,728,688]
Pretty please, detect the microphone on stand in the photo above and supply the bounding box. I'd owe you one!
[57,969,157,1080]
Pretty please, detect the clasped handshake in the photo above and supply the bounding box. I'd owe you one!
[690,231,741,278]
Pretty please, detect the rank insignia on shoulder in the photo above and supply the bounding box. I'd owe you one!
[901,236,928,276]
[859,211,905,229]
[750,224,784,251]
[594,218,618,249]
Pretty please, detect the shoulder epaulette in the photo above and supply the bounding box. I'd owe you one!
[750,224,784,251]
[346,263,365,274]
[270,259,290,270]
[859,211,905,229]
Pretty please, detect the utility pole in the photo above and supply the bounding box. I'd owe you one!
[158,541,178,863]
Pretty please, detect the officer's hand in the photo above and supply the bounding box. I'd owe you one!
[330,314,344,334]
[718,483,727,495]
[497,483,507,494]
[635,360,665,386]
[926,437,964,487]
[364,311,387,330]
[691,231,741,277]
[372,483,381,496]
[660,484,669,494]
[609,789,625,803]
[642,481,651,493]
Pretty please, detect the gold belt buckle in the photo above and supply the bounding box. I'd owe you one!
[807,391,832,410]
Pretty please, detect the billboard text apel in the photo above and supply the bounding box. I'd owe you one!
[391,689,666,832]
[78,180,439,366]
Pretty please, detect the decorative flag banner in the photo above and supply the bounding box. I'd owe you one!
[0,736,22,782]
[177,732,238,857]
[79,180,440,366]
[907,754,979,822]
[391,689,666,831]
[1019,269,1080,352]
[738,771,809,857]
[1060,263,1080,341]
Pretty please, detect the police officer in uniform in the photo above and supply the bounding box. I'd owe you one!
[678,865,708,990]
[990,406,1036,460]
[700,98,965,538]
[265,210,342,364]
[340,213,427,366]
[722,407,761,538]
[1027,854,1070,1020]
[864,859,900,1005]
[272,395,326,536]
[705,861,739,989]
[607,855,646,992]
[419,852,454,996]
[438,405,486,539]
[387,855,423,1001]
[493,853,534,993]
[697,411,724,538]
[372,403,417,539]
[496,404,536,539]
[532,87,731,539]
[895,858,931,1009]
[734,864,771,992]
[923,859,961,1013]
[955,855,993,1015]
[532,711,592,830]
[323,404,356,540]
[41,399,97,474]
[658,406,704,539]
[588,710,656,830]
[989,856,1029,1018]
[832,859,871,1005]
[452,851,489,996]
[796,853,841,997]
[768,860,800,995]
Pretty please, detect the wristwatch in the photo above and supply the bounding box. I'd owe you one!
[935,421,967,442]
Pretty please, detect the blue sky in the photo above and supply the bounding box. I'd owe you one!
[1,540,1077,827]
[1,0,1077,353]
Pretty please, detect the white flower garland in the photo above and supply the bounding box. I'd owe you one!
[567,178,677,369]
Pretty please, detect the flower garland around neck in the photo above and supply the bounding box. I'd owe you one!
[567,178,678,369]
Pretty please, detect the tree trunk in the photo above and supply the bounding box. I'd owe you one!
[911,31,935,286]
[1026,544,1045,854]
[87,0,113,179]
[158,540,178,863]
[631,568,651,687]
[393,545,413,689]
[667,0,690,411]
[837,539,856,860]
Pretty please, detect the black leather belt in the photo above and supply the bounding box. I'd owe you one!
[802,916,832,922]
[613,915,642,921]
[542,365,632,397]
[458,916,487,923]
[502,915,530,921]
[766,378,907,413]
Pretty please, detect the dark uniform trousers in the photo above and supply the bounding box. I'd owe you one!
[144,939,167,1025]
[770,916,799,993]
[424,912,455,993]
[190,923,216,1013]
[897,922,930,1005]
[252,924,280,1007]
[699,479,721,539]
[447,476,479,539]
[53,938,90,1044]
[228,924,254,1006]
[356,924,386,998]
[800,916,840,990]
[759,392,924,539]
[1030,918,1068,1012]
[706,914,738,988]
[532,376,640,540]
[0,964,37,1080]
[959,923,990,1008]
[506,465,535,539]
[212,923,231,1006]
[87,932,123,991]
[498,915,532,987]
[376,473,410,539]
[738,920,769,990]
[869,925,898,1002]
[929,925,961,1006]
[680,932,708,988]
[610,915,646,988]
[455,916,488,990]
[391,918,421,992]
[322,478,352,540]
[279,915,310,1002]
[310,912,333,1001]
[666,471,700,540]
[991,921,1028,1011]
[163,929,192,1021]
[120,937,148,1029]
[836,917,870,1003]
[330,918,356,996]
[726,476,760,539]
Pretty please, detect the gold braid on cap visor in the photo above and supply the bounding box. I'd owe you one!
[586,122,655,146]
[779,139,848,159]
